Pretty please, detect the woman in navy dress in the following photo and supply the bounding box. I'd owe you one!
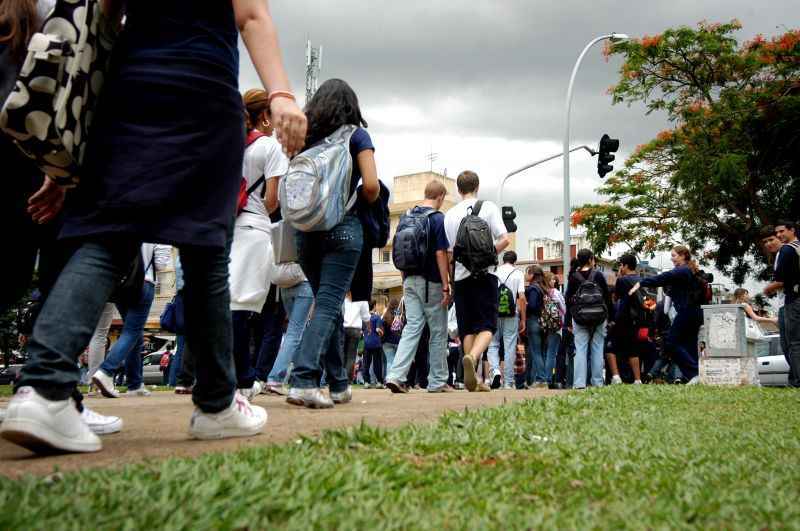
[1,0,306,454]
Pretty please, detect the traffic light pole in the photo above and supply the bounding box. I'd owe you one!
[496,145,596,205]
[562,33,627,291]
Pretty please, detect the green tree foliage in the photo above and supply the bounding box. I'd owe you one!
[572,21,800,283]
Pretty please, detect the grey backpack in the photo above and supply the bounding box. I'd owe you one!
[279,124,357,232]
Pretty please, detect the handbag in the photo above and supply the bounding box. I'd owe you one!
[0,0,117,186]
[160,293,185,334]
[355,180,390,249]
[270,220,298,264]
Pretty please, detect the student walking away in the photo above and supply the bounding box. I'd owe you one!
[487,251,526,389]
[527,270,566,388]
[381,298,403,377]
[444,171,511,392]
[1,1,306,454]
[764,221,800,387]
[630,245,709,385]
[342,292,370,383]
[283,79,379,409]
[607,254,647,385]
[566,249,612,389]
[228,88,290,400]
[385,180,452,393]
[91,244,172,398]
[362,300,385,388]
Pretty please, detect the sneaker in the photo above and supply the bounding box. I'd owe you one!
[534,382,549,389]
[175,385,193,395]
[189,392,267,440]
[330,386,353,404]
[264,381,286,396]
[0,408,5,423]
[238,381,263,401]
[0,387,101,454]
[81,407,123,435]
[490,372,502,390]
[427,385,454,393]
[476,382,491,392]
[286,387,334,409]
[454,382,465,390]
[386,380,409,394]
[363,383,373,390]
[462,355,478,392]
[611,375,623,385]
[91,370,120,398]
[502,383,515,390]
[633,380,643,385]
[375,383,386,390]
[125,385,152,397]
[686,376,701,386]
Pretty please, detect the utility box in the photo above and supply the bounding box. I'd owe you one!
[699,304,759,385]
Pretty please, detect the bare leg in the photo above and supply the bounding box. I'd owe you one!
[629,357,641,381]
[607,352,620,377]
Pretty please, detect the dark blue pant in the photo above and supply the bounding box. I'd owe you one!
[254,286,286,382]
[665,309,702,380]
[232,310,258,389]
[17,238,236,413]
[291,215,363,392]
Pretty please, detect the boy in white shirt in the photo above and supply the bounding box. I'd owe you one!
[487,251,526,389]
[444,171,510,392]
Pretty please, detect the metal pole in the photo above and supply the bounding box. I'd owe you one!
[562,34,623,289]
[497,145,596,205]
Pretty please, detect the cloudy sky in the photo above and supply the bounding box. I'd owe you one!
[240,0,796,266]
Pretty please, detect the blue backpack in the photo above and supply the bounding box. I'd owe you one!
[392,208,437,273]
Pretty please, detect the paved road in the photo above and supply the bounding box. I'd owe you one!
[0,387,561,478]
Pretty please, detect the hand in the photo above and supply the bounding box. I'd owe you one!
[441,290,451,307]
[567,326,573,334]
[27,177,65,224]
[519,321,526,336]
[270,97,307,157]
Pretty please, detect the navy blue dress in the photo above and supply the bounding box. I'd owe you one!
[61,2,245,248]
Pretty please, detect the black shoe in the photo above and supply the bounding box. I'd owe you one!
[548,382,563,390]
[641,373,653,384]
[491,374,501,389]
[386,380,409,394]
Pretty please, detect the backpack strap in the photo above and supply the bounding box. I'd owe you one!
[471,200,484,217]
[246,175,266,196]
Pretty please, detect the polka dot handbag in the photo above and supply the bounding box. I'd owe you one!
[0,0,117,187]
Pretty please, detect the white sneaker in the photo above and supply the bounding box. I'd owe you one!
[125,385,152,397]
[91,370,120,398]
[330,386,352,404]
[264,382,286,396]
[502,383,515,390]
[81,407,123,435]
[238,381,263,401]
[633,380,643,385]
[189,392,267,440]
[0,387,101,454]
[611,375,623,385]
[286,387,334,409]
[0,408,5,423]
[686,376,701,386]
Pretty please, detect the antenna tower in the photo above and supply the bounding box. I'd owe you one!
[305,40,323,104]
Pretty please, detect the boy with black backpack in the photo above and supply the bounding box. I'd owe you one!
[444,171,510,392]
[486,251,526,389]
[565,249,612,389]
[385,180,451,393]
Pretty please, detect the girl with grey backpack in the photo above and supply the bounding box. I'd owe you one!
[283,79,380,409]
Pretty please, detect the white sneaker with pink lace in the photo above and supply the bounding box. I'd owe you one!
[188,392,267,440]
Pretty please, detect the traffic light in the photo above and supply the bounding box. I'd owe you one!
[597,133,620,178]
[502,206,517,233]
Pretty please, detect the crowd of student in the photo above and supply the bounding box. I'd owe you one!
[1,1,798,460]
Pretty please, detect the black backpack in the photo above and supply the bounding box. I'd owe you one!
[111,250,154,306]
[453,200,498,275]
[392,208,437,273]
[688,270,713,307]
[497,270,516,317]
[570,270,608,327]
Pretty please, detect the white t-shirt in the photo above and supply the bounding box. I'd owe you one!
[494,263,525,299]
[444,198,507,282]
[342,299,370,329]
[241,135,289,219]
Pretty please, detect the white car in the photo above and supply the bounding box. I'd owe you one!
[749,320,789,386]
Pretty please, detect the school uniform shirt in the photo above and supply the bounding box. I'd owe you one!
[343,299,370,329]
[241,134,289,220]
[614,274,642,326]
[775,242,800,305]
[639,265,695,313]
[363,313,383,350]
[444,199,507,282]
[406,206,449,284]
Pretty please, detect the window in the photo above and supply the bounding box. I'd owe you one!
[382,250,391,263]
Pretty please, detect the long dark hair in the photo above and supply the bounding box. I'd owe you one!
[0,0,37,62]
[304,78,367,146]
[383,298,400,326]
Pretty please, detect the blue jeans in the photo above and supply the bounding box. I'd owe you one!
[267,281,313,384]
[543,331,561,384]
[99,280,156,390]
[573,320,607,388]
[383,343,397,375]
[290,215,362,393]
[168,334,185,387]
[525,317,543,384]
[385,276,449,390]
[18,238,236,413]
[488,315,519,386]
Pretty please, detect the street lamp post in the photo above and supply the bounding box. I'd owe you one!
[562,33,628,289]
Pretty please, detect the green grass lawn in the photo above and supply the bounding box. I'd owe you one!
[2,386,799,530]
